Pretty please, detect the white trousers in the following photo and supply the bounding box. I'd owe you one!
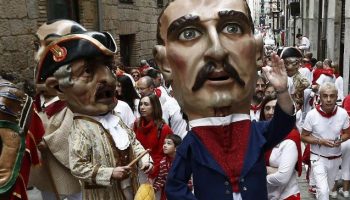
[311,154,341,200]
[41,191,82,200]
[341,139,350,180]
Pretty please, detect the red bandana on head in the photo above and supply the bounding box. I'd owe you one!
[316,105,338,118]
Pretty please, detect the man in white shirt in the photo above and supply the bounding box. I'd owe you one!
[114,100,136,129]
[301,82,350,200]
[296,33,310,52]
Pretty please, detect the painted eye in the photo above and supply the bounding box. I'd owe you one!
[178,28,201,41]
[222,23,242,34]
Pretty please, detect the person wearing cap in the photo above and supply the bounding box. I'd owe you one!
[30,19,85,200]
[296,33,310,53]
[280,47,310,107]
[37,31,153,200]
[301,82,350,199]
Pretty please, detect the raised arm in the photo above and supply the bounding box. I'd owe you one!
[262,53,294,115]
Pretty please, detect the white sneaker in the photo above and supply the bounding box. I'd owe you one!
[340,188,350,198]
[330,191,338,199]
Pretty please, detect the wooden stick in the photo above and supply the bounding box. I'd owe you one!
[127,149,150,167]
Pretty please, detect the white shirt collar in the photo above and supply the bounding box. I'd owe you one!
[74,112,131,150]
[189,113,250,129]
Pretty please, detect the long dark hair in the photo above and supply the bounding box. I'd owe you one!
[137,94,164,129]
[259,95,277,121]
[117,75,140,112]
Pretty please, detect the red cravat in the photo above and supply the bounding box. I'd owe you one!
[193,120,251,192]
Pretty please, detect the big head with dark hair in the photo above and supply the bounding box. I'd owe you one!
[154,0,263,120]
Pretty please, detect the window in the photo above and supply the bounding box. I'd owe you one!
[157,0,163,8]
[47,0,80,22]
[119,0,133,4]
[119,34,135,67]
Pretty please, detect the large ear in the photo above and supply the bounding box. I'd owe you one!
[45,77,66,101]
[153,45,172,81]
[254,34,264,70]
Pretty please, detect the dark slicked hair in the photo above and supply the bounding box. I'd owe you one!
[157,0,254,45]
[166,134,182,147]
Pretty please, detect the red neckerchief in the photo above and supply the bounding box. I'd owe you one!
[343,95,350,116]
[334,73,340,78]
[250,104,262,114]
[321,69,334,77]
[312,69,334,85]
[193,120,251,192]
[115,69,124,76]
[154,88,162,98]
[316,105,338,118]
[44,100,67,119]
[264,128,302,177]
[304,63,312,71]
[134,118,167,178]
[135,119,159,150]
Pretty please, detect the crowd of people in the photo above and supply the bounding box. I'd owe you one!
[251,45,350,200]
[0,0,349,200]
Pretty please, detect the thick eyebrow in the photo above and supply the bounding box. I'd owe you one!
[167,14,200,37]
[218,10,251,26]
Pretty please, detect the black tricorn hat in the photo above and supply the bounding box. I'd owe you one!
[280,47,303,59]
[36,31,117,82]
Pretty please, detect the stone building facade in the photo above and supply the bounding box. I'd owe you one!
[0,0,170,94]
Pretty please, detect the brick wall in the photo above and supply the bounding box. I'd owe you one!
[0,0,169,94]
[0,0,39,92]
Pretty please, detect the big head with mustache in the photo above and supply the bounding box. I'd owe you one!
[37,31,118,116]
[154,0,263,120]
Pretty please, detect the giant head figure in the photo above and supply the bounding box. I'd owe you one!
[0,79,32,194]
[34,20,86,96]
[154,0,263,120]
[37,31,118,116]
[34,19,86,63]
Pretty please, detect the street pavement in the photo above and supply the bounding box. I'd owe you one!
[28,168,348,200]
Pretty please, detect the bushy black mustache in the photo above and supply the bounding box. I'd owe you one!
[192,60,245,92]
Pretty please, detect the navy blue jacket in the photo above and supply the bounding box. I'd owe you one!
[165,104,295,200]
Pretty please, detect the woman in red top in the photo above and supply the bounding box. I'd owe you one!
[133,94,173,179]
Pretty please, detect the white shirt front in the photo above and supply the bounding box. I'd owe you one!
[161,95,188,138]
[316,74,335,86]
[267,139,300,200]
[335,76,344,101]
[114,100,136,129]
[250,109,261,121]
[298,67,312,84]
[303,107,349,156]
[298,36,310,51]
